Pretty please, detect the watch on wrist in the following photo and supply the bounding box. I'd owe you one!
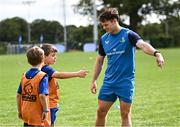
[154,51,160,56]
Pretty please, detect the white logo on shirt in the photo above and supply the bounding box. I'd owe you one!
[105,40,109,44]
[119,37,125,43]
[113,48,116,51]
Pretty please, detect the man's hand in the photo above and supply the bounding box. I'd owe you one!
[156,53,165,68]
[90,81,97,94]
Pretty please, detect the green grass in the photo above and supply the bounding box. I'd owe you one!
[0,48,180,126]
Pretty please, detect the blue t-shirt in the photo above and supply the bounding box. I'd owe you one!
[17,68,49,94]
[41,65,56,81]
[98,27,141,87]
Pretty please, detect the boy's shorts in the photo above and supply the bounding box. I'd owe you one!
[98,83,134,104]
[50,107,59,125]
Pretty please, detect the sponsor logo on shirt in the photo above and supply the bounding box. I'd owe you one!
[22,83,37,102]
[107,50,125,56]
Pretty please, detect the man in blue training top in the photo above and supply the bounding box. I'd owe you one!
[90,8,165,127]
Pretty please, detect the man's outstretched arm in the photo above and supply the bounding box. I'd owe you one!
[136,40,165,68]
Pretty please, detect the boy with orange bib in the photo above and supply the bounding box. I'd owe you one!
[41,43,88,126]
[16,46,51,126]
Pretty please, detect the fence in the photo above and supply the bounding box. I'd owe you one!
[0,43,66,54]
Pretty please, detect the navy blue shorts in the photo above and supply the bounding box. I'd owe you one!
[98,83,134,103]
[50,107,59,125]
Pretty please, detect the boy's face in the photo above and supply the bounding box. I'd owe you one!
[44,52,57,65]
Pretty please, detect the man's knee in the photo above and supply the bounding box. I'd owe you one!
[121,110,130,119]
[97,108,108,118]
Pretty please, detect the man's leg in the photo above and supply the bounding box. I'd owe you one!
[96,100,113,126]
[120,101,132,127]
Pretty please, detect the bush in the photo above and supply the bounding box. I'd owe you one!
[150,34,174,48]
[0,42,8,54]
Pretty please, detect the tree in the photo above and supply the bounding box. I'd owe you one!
[31,19,63,43]
[66,25,94,50]
[0,17,27,43]
[75,0,179,32]
[166,17,180,46]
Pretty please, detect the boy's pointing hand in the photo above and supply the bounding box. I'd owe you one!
[78,70,89,78]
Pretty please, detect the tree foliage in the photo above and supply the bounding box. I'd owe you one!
[0,18,64,44]
[75,0,180,32]
[66,25,93,50]
[31,19,64,43]
[0,17,27,42]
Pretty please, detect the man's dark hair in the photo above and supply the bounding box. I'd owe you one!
[99,8,120,22]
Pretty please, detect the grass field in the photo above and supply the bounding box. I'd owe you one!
[0,48,180,126]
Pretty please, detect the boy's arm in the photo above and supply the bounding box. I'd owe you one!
[52,70,88,79]
[39,75,49,121]
[39,94,49,121]
[16,93,22,119]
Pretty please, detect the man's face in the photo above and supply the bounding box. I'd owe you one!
[100,20,115,33]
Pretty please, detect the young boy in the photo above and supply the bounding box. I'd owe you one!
[16,46,51,126]
[41,43,88,126]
